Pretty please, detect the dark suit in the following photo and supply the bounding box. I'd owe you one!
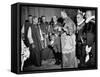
[40,22,49,34]
[76,21,86,67]
[23,20,31,47]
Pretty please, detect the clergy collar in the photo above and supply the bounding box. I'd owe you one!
[77,19,85,26]
[85,16,95,23]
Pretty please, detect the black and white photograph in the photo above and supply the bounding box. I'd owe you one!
[11,3,97,74]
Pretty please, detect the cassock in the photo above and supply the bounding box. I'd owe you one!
[28,23,42,66]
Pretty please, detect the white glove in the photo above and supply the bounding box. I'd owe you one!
[86,45,92,54]
[85,45,92,63]
[85,54,89,62]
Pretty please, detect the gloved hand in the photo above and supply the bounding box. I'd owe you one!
[85,45,92,62]
[85,45,92,54]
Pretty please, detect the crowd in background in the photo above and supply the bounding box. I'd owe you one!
[21,9,96,71]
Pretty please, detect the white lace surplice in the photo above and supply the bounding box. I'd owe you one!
[61,33,76,54]
[61,33,77,68]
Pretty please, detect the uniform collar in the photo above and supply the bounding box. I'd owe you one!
[77,19,85,26]
[85,16,95,23]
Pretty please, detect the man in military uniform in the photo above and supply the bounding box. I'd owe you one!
[76,12,86,67]
[84,10,96,68]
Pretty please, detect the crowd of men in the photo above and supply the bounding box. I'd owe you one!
[21,9,96,70]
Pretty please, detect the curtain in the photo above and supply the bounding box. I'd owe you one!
[21,7,62,26]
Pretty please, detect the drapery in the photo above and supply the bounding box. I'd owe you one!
[21,7,62,26]
[21,6,78,26]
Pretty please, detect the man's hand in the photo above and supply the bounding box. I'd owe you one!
[85,45,92,62]
[85,54,89,62]
[85,45,92,54]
